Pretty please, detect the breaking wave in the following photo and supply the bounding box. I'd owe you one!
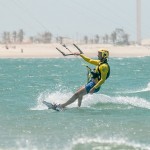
[31,90,150,110]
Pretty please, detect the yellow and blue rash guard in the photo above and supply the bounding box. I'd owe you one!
[80,54,110,90]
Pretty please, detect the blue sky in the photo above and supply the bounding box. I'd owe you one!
[0,0,150,41]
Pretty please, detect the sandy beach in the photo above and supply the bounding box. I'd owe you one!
[0,43,150,58]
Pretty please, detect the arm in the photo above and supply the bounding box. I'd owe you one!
[80,54,99,65]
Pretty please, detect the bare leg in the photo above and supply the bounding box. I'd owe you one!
[60,86,87,108]
[76,86,84,107]
[78,95,83,107]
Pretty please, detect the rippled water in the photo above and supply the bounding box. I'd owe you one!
[0,57,150,150]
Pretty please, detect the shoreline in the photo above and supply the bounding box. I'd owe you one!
[0,44,150,58]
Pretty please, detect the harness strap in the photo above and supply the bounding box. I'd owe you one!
[97,62,110,80]
[86,62,110,82]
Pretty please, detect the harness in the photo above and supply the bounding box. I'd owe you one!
[87,62,110,82]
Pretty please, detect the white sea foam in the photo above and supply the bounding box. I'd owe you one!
[116,82,150,94]
[31,90,73,110]
[31,89,150,111]
[68,136,150,150]
[16,139,38,150]
[82,94,150,109]
[5,136,150,150]
[140,82,150,92]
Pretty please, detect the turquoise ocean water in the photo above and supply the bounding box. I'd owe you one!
[0,56,150,150]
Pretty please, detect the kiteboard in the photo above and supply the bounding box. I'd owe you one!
[42,101,60,111]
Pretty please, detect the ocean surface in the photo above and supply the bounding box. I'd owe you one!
[0,56,150,150]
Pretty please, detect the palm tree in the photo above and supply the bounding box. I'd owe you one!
[83,36,88,44]
[42,32,52,43]
[17,29,24,43]
[94,34,100,44]
[2,32,11,44]
[12,31,17,43]
[111,31,117,44]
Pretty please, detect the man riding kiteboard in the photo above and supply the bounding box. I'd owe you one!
[50,48,110,111]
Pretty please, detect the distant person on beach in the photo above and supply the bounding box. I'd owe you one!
[5,45,9,49]
[53,49,110,111]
